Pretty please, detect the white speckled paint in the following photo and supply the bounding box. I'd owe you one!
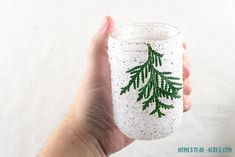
[108,23,184,140]
[1,1,235,156]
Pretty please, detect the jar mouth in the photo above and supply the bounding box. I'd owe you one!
[110,23,181,44]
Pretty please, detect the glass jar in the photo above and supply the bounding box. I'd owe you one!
[108,23,184,140]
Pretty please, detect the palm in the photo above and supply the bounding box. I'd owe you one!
[79,49,133,155]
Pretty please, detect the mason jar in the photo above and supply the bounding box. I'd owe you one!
[108,23,184,140]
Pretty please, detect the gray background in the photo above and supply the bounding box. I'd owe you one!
[0,0,234,156]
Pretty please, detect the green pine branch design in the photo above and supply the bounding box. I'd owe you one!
[120,44,182,118]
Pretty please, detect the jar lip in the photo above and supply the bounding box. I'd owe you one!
[110,22,182,44]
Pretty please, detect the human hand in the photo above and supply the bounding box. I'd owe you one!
[38,16,192,157]
[70,16,192,155]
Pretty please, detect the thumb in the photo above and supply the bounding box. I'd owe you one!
[87,16,114,70]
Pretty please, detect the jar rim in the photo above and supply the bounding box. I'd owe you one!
[110,22,182,44]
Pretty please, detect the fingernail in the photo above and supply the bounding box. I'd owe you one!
[100,17,107,30]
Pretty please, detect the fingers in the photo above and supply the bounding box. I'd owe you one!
[183,62,192,95]
[183,43,190,79]
[182,42,192,112]
[183,46,191,95]
[183,78,192,95]
[183,68,192,112]
[183,63,190,79]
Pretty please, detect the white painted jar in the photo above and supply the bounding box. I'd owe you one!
[108,23,184,140]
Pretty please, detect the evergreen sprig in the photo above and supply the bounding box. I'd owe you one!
[120,44,182,117]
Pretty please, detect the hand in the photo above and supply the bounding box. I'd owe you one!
[70,16,192,155]
[38,16,192,157]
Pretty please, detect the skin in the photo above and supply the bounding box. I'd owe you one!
[38,16,192,157]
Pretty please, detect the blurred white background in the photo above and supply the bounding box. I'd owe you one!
[0,0,235,156]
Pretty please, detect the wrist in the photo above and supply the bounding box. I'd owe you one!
[38,112,106,157]
[65,114,106,157]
